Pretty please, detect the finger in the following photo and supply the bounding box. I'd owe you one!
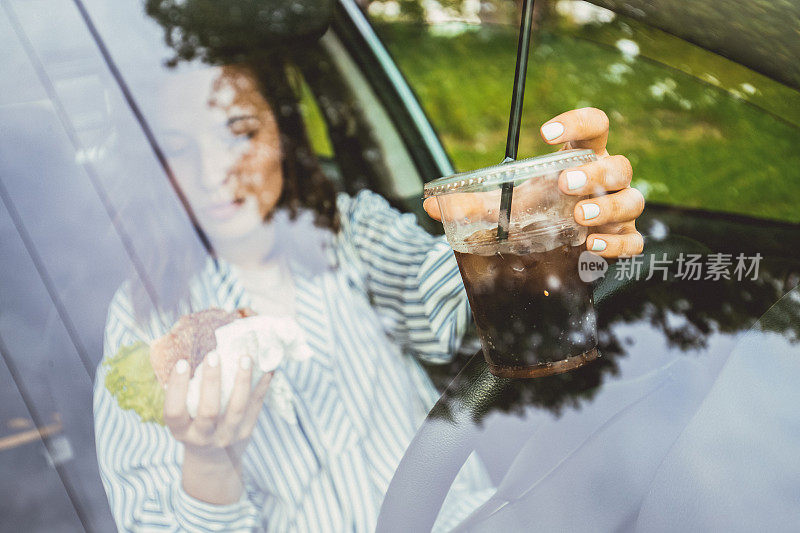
[163,359,191,435]
[423,197,442,221]
[425,180,560,225]
[587,229,644,258]
[594,219,636,236]
[423,191,499,223]
[237,373,272,438]
[193,352,221,436]
[574,187,644,227]
[540,107,610,155]
[216,355,254,444]
[559,155,632,196]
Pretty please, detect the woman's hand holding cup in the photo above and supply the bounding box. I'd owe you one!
[423,107,644,259]
[540,107,644,258]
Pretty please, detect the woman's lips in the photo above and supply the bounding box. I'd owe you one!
[204,198,244,220]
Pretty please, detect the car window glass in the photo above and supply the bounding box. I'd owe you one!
[365,2,800,529]
[0,0,422,530]
[367,0,800,223]
[3,0,800,531]
[313,31,424,200]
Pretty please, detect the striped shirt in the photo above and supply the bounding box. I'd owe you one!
[93,190,493,532]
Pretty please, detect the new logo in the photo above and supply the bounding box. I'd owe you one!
[578,251,608,282]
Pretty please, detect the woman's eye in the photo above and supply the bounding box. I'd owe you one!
[227,116,261,138]
[227,126,258,142]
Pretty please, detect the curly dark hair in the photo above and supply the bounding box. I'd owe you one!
[251,58,340,232]
[144,0,339,232]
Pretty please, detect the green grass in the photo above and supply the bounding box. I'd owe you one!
[372,20,800,223]
[298,78,334,158]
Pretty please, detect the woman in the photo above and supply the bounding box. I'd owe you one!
[94,60,643,532]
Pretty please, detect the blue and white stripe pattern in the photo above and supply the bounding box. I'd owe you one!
[94,190,493,532]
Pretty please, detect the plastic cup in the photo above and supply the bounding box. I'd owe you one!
[424,149,599,378]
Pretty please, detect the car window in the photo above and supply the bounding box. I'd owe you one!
[0,1,423,530]
[308,31,425,200]
[3,0,799,531]
[363,2,800,530]
[366,0,800,223]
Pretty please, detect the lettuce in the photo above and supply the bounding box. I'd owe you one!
[103,341,165,425]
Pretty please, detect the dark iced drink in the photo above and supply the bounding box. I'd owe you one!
[423,150,600,378]
[455,228,598,378]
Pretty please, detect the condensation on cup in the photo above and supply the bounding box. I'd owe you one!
[424,149,600,378]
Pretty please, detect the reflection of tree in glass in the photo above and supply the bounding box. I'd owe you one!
[603,267,800,353]
[360,0,551,27]
[426,245,800,423]
[590,0,800,90]
[144,0,333,66]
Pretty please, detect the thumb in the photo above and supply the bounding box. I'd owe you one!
[423,197,441,221]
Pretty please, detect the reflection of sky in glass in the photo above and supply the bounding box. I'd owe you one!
[0,1,211,529]
[388,278,800,531]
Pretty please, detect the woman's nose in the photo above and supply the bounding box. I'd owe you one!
[198,145,235,192]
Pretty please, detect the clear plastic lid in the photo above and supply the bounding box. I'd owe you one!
[423,149,595,198]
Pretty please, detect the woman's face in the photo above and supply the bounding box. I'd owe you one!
[157,66,283,246]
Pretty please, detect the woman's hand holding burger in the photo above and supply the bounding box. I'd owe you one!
[150,307,311,505]
[165,353,272,505]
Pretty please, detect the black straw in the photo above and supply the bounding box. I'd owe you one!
[498,0,536,240]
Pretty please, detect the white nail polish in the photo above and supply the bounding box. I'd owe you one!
[541,122,565,141]
[591,238,607,251]
[582,203,601,220]
[207,352,219,368]
[566,170,587,190]
[175,359,189,375]
[240,355,252,370]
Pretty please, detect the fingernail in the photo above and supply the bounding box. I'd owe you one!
[240,355,252,370]
[175,359,189,375]
[207,352,219,368]
[566,170,587,190]
[582,203,601,220]
[591,238,607,251]
[541,122,565,141]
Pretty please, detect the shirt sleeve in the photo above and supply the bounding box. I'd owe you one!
[335,190,471,363]
[93,284,265,532]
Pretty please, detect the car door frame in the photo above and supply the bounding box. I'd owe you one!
[332,0,454,185]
